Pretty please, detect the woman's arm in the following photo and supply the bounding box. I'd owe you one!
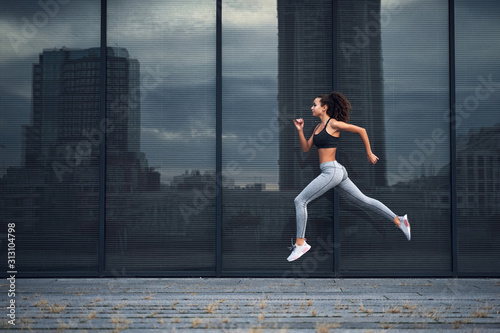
[332,121,379,164]
[293,119,315,152]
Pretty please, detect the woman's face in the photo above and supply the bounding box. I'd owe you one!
[311,97,326,117]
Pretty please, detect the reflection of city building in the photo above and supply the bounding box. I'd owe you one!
[335,0,386,188]
[277,0,387,190]
[405,123,500,222]
[456,124,500,216]
[0,47,160,269]
[277,0,333,190]
[19,46,159,191]
[383,124,500,242]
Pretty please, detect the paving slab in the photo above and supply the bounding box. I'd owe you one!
[1,278,499,332]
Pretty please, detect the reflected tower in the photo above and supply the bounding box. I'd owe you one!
[277,0,334,190]
[278,0,387,190]
[21,47,158,190]
[336,0,387,188]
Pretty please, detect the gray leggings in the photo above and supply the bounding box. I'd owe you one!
[294,160,397,238]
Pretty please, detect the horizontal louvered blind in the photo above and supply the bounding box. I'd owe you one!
[2,0,499,278]
[105,0,217,274]
[337,0,452,274]
[0,0,101,275]
[455,0,500,275]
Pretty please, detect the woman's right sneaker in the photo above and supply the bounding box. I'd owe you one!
[398,214,411,241]
[287,241,311,262]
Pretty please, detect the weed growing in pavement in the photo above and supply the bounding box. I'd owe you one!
[387,306,402,314]
[48,304,67,313]
[403,301,417,312]
[472,310,489,318]
[112,302,127,310]
[316,322,340,332]
[110,316,132,332]
[191,317,202,328]
[205,301,218,314]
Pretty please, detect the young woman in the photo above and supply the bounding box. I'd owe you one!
[287,91,411,262]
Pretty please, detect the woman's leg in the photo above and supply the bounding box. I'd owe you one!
[335,165,411,240]
[294,162,343,241]
[335,176,398,222]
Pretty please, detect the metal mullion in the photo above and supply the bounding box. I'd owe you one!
[98,0,107,277]
[448,0,458,277]
[332,0,340,277]
[216,0,223,277]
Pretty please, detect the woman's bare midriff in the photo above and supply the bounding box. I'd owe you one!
[318,147,337,164]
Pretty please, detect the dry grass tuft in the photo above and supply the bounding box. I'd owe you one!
[33,299,49,308]
[359,301,373,315]
[380,322,393,329]
[146,310,159,318]
[110,316,132,332]
[49,304,67,313]
[403,301,417,311]
[191,318,202,328]
[452,319,472,329]
[359,301,366,312]
[260,297,267,309]
[425,308,440,321]
[57,319,71,330]
[249,328,264,333]
[85,311,97,321]
[387,306,401,314]
[113,302,127,310]
[205,301,218,314]
[472,310,488,318]
[335,300,349,310]
[316,322,340,332]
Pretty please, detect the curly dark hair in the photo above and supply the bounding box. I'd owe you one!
[317,91,352,123]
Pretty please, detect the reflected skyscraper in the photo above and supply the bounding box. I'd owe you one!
[0,47,159,271]
[277,0,333,190]
[20,47,158,190]
[336,0,387,188]
[278,0,386,190]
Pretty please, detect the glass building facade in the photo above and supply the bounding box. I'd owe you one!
[1,0,499,277]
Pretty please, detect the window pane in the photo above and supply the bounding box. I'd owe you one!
[455,0,500,274]
[222,0,334,276]
[106,0,216,273]
[337,0,451,273]
[0,1,101,274]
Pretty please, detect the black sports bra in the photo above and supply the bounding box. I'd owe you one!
[313,118,340,149]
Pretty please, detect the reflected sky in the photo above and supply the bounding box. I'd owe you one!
[0,0,499,185]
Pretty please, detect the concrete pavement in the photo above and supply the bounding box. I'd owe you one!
[2,278,499,332]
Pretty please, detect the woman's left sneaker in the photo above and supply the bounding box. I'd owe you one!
[399,214,411,241]
[287,241,311,262]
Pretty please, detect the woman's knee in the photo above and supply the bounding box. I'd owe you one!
[294,195,305,208]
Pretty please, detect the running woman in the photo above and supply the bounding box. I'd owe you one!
[287,91,411,262]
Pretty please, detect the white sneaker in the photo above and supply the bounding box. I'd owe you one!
[398,214,411,241]
[287,241,311,262]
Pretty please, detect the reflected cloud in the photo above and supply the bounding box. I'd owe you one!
[142,126,216,142]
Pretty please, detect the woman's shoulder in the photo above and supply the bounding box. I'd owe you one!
[330,119,354,131]
[329,118,344,128]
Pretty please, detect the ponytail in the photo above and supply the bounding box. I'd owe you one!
[318,91,352,123]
